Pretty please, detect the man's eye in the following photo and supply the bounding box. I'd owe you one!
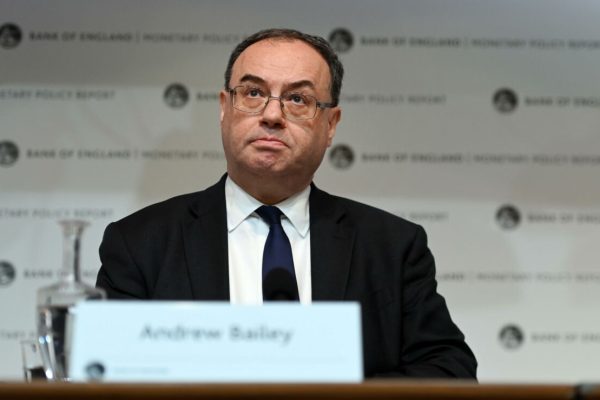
[246,88,263,98]
[287,93,306,105]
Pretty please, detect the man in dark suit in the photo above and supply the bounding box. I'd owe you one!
[96,28,477,379]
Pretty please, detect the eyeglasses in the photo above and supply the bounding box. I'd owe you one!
[228,85,336,121]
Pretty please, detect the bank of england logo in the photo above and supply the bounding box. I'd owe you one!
[496,204,521,230]
[0,23,22,49]
[329,144,355,169]
[328,28,354,53]
[0,140,19,167]
[163,83,189,109]
[493,88,518,114]
[499,324,524,350]
[85,362,106,381]
[0,261,16,286]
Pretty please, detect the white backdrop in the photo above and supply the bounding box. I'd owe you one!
[2,0,600,382]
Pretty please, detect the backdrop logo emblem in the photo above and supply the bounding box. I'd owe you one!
[329,144,355,170]
[164,83,189,109]
[496,204,521,230]
[0,23,22,49]
[0,141,19,167]
[0,261,16,287]
[85,362,106,381]
[328,28,354,53]
[493,88,518,114]
[499,324,525,350]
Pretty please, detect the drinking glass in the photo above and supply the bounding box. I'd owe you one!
[20,339,46,382]
[36,220,106,381]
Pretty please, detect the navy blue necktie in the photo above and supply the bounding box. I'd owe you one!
[256,205,299,301]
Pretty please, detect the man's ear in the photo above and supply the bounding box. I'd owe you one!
[219,90,228,123]
[326,107,341,146]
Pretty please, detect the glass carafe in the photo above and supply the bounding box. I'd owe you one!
[36,220,106,381]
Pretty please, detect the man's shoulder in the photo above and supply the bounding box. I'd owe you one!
[113,177,225,229]
[313,187,420,233]
[119,191,199,221]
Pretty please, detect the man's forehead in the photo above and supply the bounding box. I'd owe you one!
[231,38,330,87]
[242,37,317,54]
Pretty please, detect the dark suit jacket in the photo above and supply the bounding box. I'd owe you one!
[96,175,477,379]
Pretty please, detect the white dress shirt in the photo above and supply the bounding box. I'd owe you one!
[225,176,312,304]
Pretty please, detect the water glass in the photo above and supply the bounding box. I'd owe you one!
[20,339,46,382]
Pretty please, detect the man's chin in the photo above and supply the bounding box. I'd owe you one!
[249,165,304,182]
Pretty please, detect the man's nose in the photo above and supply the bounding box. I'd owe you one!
[260,97,286,128]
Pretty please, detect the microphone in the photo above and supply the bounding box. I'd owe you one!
[263,267,299,301]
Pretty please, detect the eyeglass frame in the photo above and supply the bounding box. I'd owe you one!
[226,85,337,121]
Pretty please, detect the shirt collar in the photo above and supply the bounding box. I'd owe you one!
[225,176,311,237]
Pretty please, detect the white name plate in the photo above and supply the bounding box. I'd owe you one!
[69,301,363,382]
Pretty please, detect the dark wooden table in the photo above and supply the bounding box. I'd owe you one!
[0,380,578,400]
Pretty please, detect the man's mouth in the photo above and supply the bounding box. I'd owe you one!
[252,137,287,148]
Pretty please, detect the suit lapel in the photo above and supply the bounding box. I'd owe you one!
[180,178,355,302]
[310,185,355,301]
[183,176,230,300]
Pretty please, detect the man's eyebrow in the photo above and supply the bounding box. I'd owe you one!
[238,74,266,86]
[237,75,316,93]
[284,80,316,93]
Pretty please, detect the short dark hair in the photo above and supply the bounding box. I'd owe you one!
[224,28,344,106]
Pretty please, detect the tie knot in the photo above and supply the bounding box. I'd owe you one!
[256,205,283,226]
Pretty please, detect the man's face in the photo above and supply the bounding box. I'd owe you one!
[220,39,341,184]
